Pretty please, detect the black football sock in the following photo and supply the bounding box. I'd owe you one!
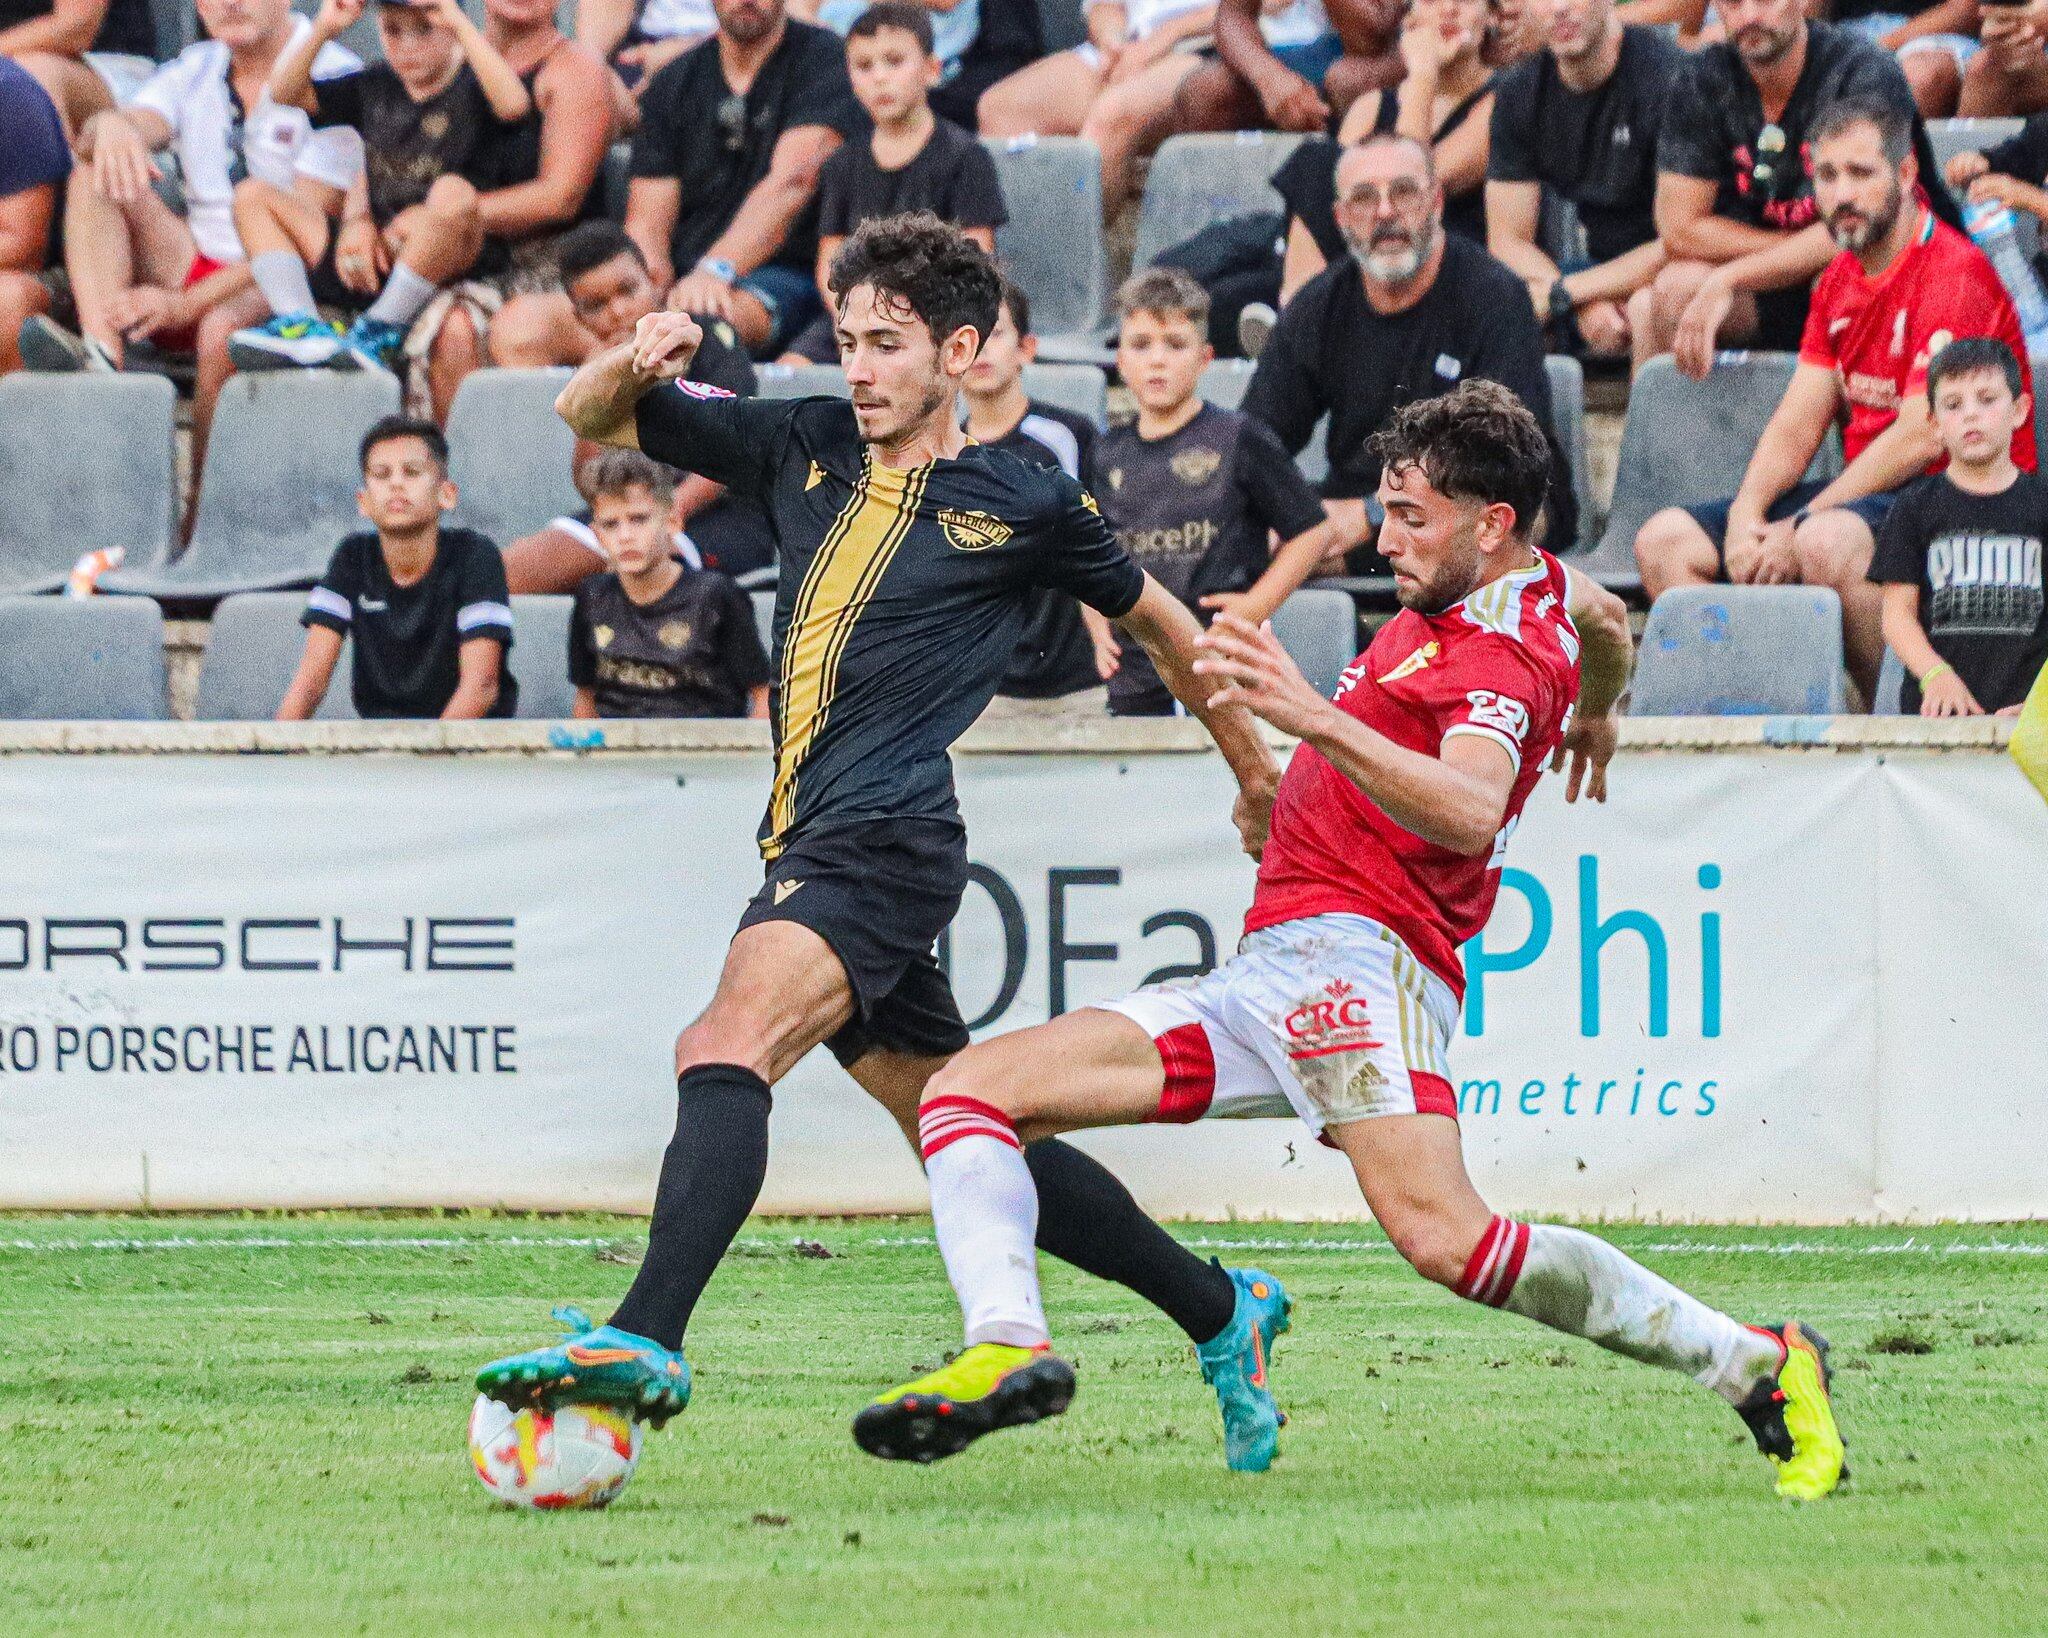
[608,1063,772,1351]
[1025,1137,1237,1345]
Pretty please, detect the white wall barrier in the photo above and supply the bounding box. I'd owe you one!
[0,720,2040,1221]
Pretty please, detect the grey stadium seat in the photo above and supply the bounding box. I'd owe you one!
[986,136,1109,349]
[508,594,576,719]
[755,362,850,400]
[1630,586,1847,715]
[751,589,777,657]
[1587,353,1841,592]
[0,595,168,720]
[196,592,357,721]
[1545,353,1596,549]
[1197,358,1256,410]
[1132,132,1303,272]
[446,368,579,546]
[103,370,402,600]
[0,374,177,596]
[1270,588,1358,699]
[1018,362,1107,427]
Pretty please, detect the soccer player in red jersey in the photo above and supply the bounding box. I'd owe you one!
[857,382,1848,1501]
[1639,92,2034,700]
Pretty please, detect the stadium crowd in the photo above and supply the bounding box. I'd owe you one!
[0,0,2045,720]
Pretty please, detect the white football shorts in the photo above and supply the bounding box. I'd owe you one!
[1096,912,1460,1135]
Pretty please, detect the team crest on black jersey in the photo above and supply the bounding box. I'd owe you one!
[939,508,1012,552]
[1171,447,1222,485]
[658,620,693,649]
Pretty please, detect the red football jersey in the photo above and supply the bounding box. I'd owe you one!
[1799,210,2036,470]
[1246,551,1581,999]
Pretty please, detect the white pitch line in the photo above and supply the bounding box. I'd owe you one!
[0,1232,2045,1256]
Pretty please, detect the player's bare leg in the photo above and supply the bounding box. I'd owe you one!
[857,1012,1294,1470]
[1323,1112,1846,1500]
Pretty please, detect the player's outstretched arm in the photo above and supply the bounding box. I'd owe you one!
[1115,576,1283,857]
[1195,613,1517,856]
[554,312,704,451]
[1553,567,1632,803]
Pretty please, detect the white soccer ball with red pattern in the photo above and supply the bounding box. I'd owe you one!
[467,1394,642,1510]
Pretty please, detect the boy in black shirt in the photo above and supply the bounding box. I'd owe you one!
[782,3,1006,364]
[230,0,532,373]
[569,449,773,718]
[963,278,1108,704]
[1096,268,1334,716]
[1875,338,2048,717]
[281,415,517,719]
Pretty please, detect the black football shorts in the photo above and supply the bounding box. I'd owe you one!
[735,818,971,1068]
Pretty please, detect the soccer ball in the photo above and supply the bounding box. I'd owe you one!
[467,1394,642,1510]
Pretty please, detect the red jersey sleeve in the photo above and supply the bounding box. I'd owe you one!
[1905,251,2023,400]
[1418,635,1559,776]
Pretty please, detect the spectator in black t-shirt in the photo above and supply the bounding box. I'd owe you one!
[961,277,1110,705]
[500,222,770,595]
[1485,0,1680,367]
[1245,132,1578,562]
[1876,338,2048,716]
[569,450,772,718]
[1097,268,1336,716]
[625,0,866,354]
[229,0,534,375]
[1642,0,1937,377]
[281,415,517,720]
[781,4,1007,363]
[0,59,68,374]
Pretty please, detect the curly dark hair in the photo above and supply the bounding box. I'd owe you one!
[1365,382,1552,539]
[826,211,1003,351]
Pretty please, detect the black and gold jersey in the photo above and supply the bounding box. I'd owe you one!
[635,384,1145,858]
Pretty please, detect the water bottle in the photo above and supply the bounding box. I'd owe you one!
[1967,200,2048,340]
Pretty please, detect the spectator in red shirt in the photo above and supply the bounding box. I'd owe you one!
[1635,93,2034,701]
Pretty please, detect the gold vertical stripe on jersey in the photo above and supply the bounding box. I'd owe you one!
[763,457,929,854]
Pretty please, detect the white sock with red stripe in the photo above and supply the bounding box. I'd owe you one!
[1457,1216,1781,1403]
[919,1095,1050,1348]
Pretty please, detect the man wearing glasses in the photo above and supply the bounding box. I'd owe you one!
[624,0,866,356]
[1241,131,1576,567]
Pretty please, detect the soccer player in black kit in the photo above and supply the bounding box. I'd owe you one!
[477,214,1302,1470]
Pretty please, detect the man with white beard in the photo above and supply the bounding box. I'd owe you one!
[1242,132,1578,568]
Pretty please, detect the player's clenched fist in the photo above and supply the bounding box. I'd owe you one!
[631,310,702,381]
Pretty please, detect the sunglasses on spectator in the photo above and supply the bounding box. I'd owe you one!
[716,94,749,154]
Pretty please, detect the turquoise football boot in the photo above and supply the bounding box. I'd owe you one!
[475,1305,692,1428]
[1195,1266,1292,1472]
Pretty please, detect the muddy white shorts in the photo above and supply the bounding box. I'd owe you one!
[1096,912,1460,1135]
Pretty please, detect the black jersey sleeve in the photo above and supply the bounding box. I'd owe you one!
[634,382,801,499]
[310,67,367,131]
[1031,475,1144,618]
[452,534,515,649]
[567,580,598,687]
[1869,479,1928,586]
[303,538,363,633]
[713,574,774,692]
[1235,414,1328,543]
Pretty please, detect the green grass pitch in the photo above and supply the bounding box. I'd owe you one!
[3,1215,2045,1636]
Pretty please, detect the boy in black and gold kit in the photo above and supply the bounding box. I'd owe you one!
[478,215,1297,1470]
